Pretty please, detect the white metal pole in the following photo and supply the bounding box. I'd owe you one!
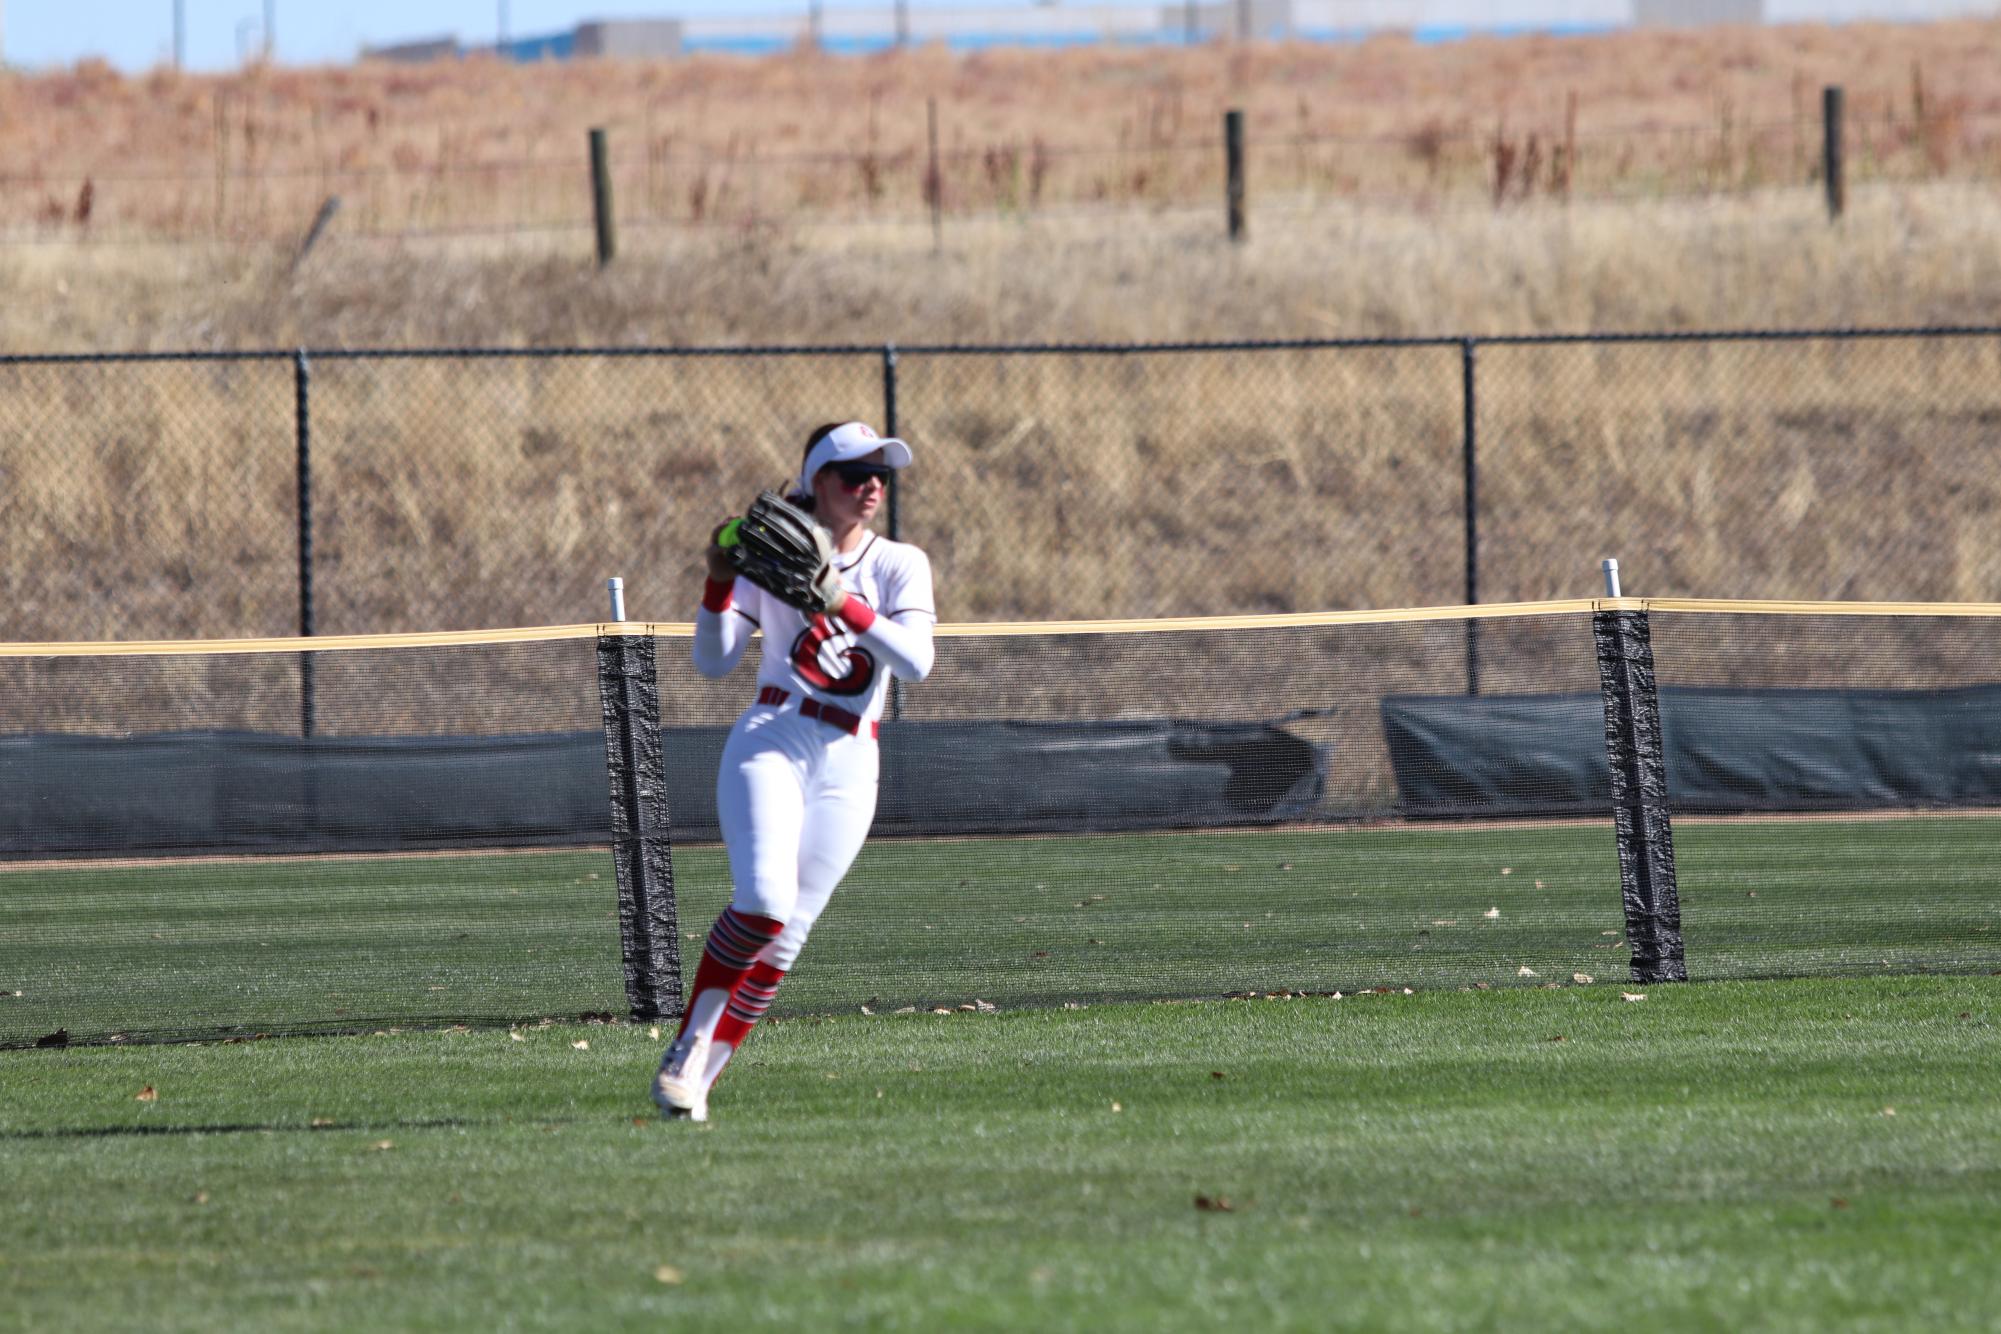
[1601,558,1622,599]
[607,577,627,622]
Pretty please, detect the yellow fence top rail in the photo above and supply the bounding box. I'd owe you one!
[0,622,646,659]
[1636,597,2001,617]
[1,597,1998,657]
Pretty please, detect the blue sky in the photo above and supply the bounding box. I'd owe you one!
[5,1,1126,71]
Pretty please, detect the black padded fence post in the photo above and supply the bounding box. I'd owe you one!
[1593,607,1687,983]
[597,632,682,1021]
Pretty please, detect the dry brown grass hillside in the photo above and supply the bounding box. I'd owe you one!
[6,22,2001,349]
[7,182,2001,353]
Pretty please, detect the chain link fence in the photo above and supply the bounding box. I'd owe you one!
[3,328,1997,652]
[302,349,884,631]
[0,354,299,643]
[1470,332,2001,605]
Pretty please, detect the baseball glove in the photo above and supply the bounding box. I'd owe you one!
[721,491,840,613]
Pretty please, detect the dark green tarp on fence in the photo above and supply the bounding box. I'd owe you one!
[1383,684,2001,817]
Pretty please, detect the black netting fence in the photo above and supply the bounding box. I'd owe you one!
[3,604,1997,1048]
[5,329,1999,646]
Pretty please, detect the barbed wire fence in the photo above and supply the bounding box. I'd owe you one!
[4,84,1996,248]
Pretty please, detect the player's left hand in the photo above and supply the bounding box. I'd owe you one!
[705,520,738,582]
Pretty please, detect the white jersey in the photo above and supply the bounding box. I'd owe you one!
[724,534,935,727]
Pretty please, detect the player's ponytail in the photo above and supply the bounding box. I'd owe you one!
[790,421,848,513]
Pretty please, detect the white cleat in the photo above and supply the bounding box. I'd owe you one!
[652,1033,712,1123]
[659,1090,708,1123]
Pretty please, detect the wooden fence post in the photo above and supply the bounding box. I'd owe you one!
[926,97,942,252]
[1822,85,1845,220]
[1225,108,1246,242]
[590,127,616,265]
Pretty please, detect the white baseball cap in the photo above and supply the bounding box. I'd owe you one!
[799,421,913,489]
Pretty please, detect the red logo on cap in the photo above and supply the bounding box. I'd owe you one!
[855,424,876,438]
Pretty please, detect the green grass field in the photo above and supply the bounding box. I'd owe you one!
[4,978,2000,1331]
[5,818,1998,1047]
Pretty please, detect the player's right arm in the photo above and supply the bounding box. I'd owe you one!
[692,520,759,679]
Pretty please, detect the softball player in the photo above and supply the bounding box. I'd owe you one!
[653,421,936,1122]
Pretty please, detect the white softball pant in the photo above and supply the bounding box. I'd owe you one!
[715,703,880,971]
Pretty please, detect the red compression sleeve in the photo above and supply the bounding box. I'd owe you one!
[701,578,734,613]
[834,597,877,633]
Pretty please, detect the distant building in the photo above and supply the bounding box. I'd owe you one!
[495,30,576,61]
[361,35,464,64]
[574,20,684,58]
[366,0,2001,64]
[1289,1,1998,36]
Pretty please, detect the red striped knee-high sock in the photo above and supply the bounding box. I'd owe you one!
[702,960,787,1090]
[674,908,784,1046]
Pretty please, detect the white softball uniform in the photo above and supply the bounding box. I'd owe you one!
[693,533,935,970]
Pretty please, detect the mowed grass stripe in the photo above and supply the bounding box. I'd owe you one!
[0,851,630,1042]
[4,818,1999,1045]
[2,977,1998,1331]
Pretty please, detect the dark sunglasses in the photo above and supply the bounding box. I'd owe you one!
[830,461,894,489]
